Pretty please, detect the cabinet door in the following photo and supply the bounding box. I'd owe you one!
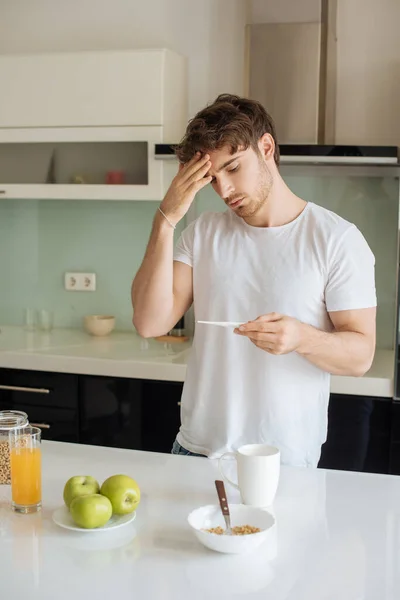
[79,375,142,450]
[0,402,79,443]
[0,50,180,128]
[0,369,78,409]
[79,376,183,454]
[389,402,400,474]
[0,369,79,443]
[141,380,183,453]
[318,394,391,473]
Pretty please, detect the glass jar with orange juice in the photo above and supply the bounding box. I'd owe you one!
[0,411,29,485]
[9,426,42,514]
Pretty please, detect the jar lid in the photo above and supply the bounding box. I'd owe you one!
[0,410,29,430]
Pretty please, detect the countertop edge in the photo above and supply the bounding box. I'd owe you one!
[0,352,187,382]
[0,349,394,396]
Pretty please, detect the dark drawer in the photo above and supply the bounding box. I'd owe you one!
[0,400,79,443]
[0,369,78,409]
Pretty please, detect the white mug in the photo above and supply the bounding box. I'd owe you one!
[219,444,280,507]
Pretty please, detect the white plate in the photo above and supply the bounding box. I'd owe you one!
[52,506,136,533]
[196,321,244,328]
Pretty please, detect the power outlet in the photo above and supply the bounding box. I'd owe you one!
[81,273,96,291]
[64,272,96,292]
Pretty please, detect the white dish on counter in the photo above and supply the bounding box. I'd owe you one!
[196,321,244,328]
[52,506,136,532]
[187,503,275,554]
[83,315,115,337]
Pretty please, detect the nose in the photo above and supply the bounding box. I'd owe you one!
[214,177,234,199]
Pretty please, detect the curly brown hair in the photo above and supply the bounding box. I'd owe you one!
[175,93,280,166]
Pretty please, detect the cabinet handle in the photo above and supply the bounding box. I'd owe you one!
[0,190,6,195]
[0,385,50,394]
[30,422,51,429]
[177,402,181,406]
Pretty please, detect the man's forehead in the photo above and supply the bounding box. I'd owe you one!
[207,146,247,169]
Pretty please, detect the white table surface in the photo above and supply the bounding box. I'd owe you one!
[1,440,400,600]
[0,326,395,396]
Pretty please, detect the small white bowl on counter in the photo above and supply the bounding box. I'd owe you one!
[187,503,275,554]
[83,315,116,337]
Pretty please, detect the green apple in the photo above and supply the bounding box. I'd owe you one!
[70,494,112,529]
[100,474,140,515]
[63,475,100,509]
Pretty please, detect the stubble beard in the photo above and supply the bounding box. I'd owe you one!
[236,162,273,219]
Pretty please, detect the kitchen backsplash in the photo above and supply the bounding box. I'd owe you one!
[0,200,185,332]
[0,173,398,349]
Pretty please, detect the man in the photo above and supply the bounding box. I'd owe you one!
[131,94,376,467]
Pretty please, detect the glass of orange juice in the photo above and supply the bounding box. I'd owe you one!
[9,426,42,513]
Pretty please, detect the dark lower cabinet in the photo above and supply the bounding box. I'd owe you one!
[79,376,143,449]
[0,369,79,442]
[141,380,182,453]
[2,368,395,472]
[318,394,392,474]
[78,376,182,453]
[389,402,400,474]
[0,369,183,454]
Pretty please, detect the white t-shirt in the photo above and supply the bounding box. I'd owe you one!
[173,202,376,467]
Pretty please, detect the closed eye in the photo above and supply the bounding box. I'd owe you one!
[210,164,239,184]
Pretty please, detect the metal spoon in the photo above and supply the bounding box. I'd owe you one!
[215,479,232,535]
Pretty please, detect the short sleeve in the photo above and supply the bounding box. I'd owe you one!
[173,220,196,267]
[325,225,377,312]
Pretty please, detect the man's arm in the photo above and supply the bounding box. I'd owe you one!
[132,152,211,338]
[131,213,193,337]
[234,307,376,377]
[296,307,376,376]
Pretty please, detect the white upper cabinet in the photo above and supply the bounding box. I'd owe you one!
[0,49,187,200]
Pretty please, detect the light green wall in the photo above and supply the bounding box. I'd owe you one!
[0,174,398,349]
[0,200,184,331]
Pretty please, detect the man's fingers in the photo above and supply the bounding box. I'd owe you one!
[180,152,202,170]
[236,313,282,332]
[235,330,277,343]
[254,312,281,322]
[185,160,212,187]
[189,175,212,194]
[236,321,280,334]
[180,153,210,183]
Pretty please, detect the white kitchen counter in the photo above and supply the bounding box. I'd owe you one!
[0,325,191,381]
[1,440,400,600]
[0,326,395,397]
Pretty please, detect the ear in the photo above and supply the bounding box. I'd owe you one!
[258,133,275,162]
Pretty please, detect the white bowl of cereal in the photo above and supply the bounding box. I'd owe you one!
[187,503,275,554]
